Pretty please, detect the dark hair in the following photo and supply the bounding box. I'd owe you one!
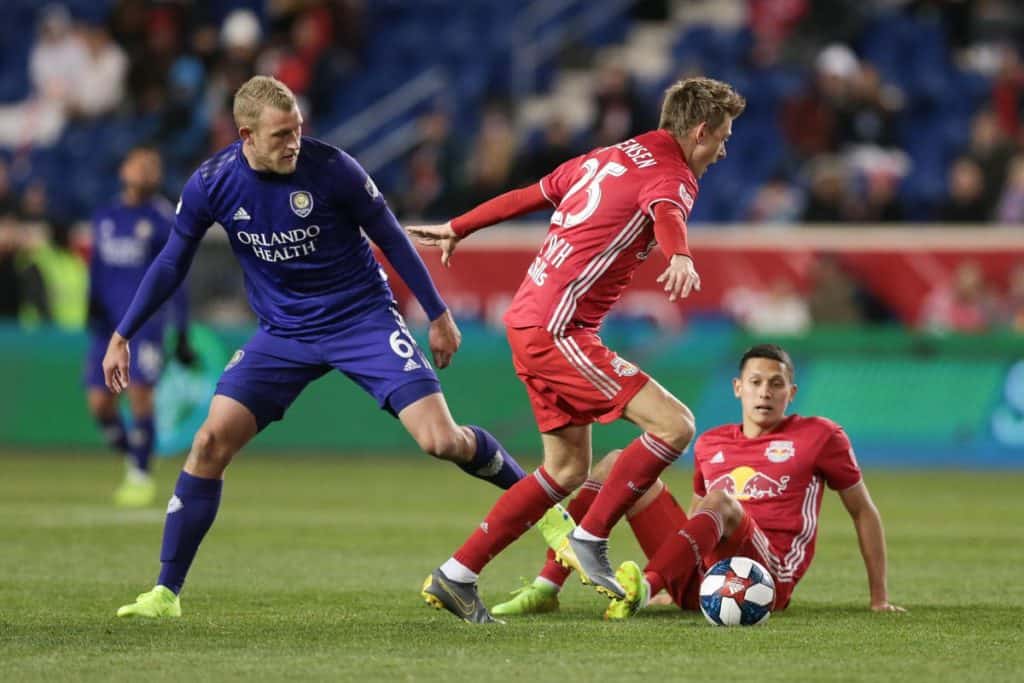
[739,344,795,380]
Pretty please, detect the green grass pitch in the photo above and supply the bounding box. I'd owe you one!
[1,450,1022,682]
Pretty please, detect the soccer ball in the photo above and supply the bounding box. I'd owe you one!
[699,556,776,626]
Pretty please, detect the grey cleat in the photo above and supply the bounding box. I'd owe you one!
[421,568,502,624]
[554,530,626,600]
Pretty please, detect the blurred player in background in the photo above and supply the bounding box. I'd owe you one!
[493,344,904,619]
[85,146,194,508]
[411,77,746,622]
[106,76,545,619]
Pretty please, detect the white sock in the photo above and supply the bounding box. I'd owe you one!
[440,558,478,584]
[641,578,652,608]
[572,526,605,542]
[534,576,561,593]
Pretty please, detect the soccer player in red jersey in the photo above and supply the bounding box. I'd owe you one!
[493,344,905,618]
[411,78,746,621]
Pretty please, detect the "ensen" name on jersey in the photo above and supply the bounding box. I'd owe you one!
[613,139,657,169]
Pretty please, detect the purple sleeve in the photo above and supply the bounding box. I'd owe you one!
[117,173,211,338]
[335,151,447,321]
[116,231,201,339]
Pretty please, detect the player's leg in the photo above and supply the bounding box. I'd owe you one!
[396,390,527,490]
[606,489,742,619]
[107,385,158,507]
[86,388,129,454]
[423,424,590,623]
[567,378,694,593]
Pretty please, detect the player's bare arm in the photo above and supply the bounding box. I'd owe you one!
[102,332,131,394]
[406,222,461,268]
[428,308,461,369]
[838,481,905,613]
[656,254,701,302]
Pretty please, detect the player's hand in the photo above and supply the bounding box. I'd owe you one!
[871,601,906,613]
[428,309,461,369]
[102,332,131,394]
[174,329,198,367]
[656,254,701,302]
[406,222,461,268]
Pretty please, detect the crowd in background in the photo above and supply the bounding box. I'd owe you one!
[0,0,1022,335]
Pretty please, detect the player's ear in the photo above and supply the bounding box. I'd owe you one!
[239,126,254,144]
[694,121,708,144]
[732,376,742,398]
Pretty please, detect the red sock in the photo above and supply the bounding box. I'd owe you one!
[628,486,688,562]
[454,467,569,573]
[579,433,680,538]
[644,509,724,606]
[538,479,601,586]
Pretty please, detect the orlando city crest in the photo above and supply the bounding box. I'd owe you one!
[289,190,313,218]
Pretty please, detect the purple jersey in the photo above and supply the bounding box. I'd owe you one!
[88,198,184,334]
[173,137,426,341]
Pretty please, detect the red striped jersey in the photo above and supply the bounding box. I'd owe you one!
[693,415,863,587]
[502,129,698,334]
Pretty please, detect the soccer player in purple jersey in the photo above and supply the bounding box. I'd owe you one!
[85,147,193,508]
[106,76,546,618]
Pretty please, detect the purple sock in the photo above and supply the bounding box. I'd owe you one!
[98,414,128,453]
[460,426,526,490]
[157,472,222,594]
[128,415,155,473]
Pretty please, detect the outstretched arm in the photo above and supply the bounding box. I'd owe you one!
[837,481,905,612]
[407,183,550,268]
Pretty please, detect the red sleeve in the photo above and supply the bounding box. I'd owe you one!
[638,172,698,220]
[450,183,550,237]
[653,201,691,260]
[692,436,707,496]
[816,426,863,490]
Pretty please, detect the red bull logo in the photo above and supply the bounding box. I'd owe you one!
[706,466,791,501]
[765,440,795,463]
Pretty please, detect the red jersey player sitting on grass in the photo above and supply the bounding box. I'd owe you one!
[410,77,746,622]
[491,344,905,619]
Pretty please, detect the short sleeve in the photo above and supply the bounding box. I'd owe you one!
[539,153,587,207]
[816,426,863,491]
[175,172,214,240]
[639,173,698,220]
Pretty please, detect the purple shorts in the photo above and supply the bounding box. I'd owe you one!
[215,305,441,430]
[84,326,165,389]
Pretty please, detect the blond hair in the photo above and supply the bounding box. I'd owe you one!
[233,76,297,130]
[659,77,745,138]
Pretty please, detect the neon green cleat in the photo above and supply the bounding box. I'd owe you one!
[535,503,575,552]
[113,476,156,508]
[116,586,181,618]
[604,560,650,620]
[492,579,560,616]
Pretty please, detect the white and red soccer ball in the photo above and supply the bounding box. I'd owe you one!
[699,556,776,626]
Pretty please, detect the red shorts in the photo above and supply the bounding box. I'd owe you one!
[629,490,794,611]
[506,326,650,433]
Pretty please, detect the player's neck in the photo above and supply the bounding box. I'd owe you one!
[121,188,146,206]
[740,418,785,439]
[241,143,271,173]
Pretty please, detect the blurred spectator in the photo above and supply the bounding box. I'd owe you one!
[920,260,1002,333]
[780,43,856,159]
[1007,262,1024,332]
[990,45,1024,142]
[745,174,803,223]
[396,110,463,220]
[0,159,17,218]
[515,115,578,185]
[996,154,1024,223]
[937,156,990,222]
[834,63,904,150]
[18,181,50,225]
[0,220,21,318]
[16,219,87,330]
[966,108,1017,210]
[808,254,863,326]
[725,278,811,335]
[801,155,851,222]
[73,22,128,119]
[459,106,517,211]
[591,63,653,148]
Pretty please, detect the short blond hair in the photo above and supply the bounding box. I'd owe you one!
[659,77,745,138]
[233,76,297,130]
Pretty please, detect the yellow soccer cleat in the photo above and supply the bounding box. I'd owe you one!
[116,585,181,618]
[113,475,156,508]
[492,580,560,616]
[604,561,649,621]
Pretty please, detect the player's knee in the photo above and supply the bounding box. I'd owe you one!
[590,449,623,482]
[701,489,743,535]
[416,428,464,462]
[545,460,589,491]
[189,428,234,472]
[655,405,695,452]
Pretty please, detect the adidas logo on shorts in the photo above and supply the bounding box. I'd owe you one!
[403,358,421,372]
